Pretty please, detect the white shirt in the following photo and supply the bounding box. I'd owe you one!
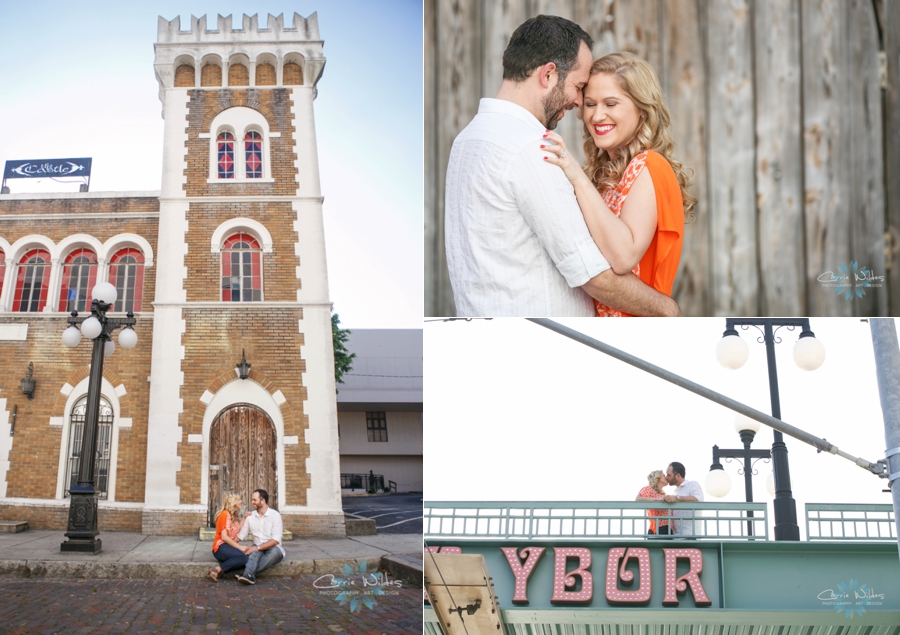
[672,479,704,536]
[238,506,285,557]
[444,98,610,316]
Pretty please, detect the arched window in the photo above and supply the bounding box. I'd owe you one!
[13,249,51,312]
[65,394,114,499]
[108,248,145,312]
[221,233,262,302]
[245,131,262,179]
[59,248,98,313]
[217,131,235,179]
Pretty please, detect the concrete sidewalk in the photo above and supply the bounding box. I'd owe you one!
[0,530,423,583]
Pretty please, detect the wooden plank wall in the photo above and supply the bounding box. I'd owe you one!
[425,0,892,317]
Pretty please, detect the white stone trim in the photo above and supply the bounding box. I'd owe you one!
[0,396,12,497]
[49,417,65,427]
[210,218,274,254]
[0,324,28,341]
[158,196,323,203]
[187,434,203,444]
[115,384,127,397]
[272,390,286,405]
[60,383,74,396]
[119,418,132,429]
[200,390,214,405]
[56,234,104,261]
[8,234,56,264]
[54,375,125,503]
[101,234,155,268]
[283,435,299,445]
[199,378,286,511]
[207,107,274,181]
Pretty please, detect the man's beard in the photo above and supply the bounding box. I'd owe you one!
[542,81,568,130]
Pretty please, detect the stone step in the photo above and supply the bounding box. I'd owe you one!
[345,516,376,536]
[0,521,27,534]
[198,527,293,542]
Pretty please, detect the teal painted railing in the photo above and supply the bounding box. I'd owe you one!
[805,503,896,541]
[424,501,769,541]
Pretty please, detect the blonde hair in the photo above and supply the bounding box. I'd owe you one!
[215,493,242,523]
[581,52,696,221]
[647,470,666,494]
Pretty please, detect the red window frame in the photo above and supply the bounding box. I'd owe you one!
[245,131,262,178]
[221,233,262,302]
[108,248,145,313]
[217,131,235,179]
[58,248,98,313]
[13,249,51,312]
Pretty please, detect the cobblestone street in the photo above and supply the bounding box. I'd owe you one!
[0,576,422,634]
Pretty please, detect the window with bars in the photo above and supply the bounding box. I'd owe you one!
[58,248,98,313]
[13,249,51,312]
[221,233,262,302]
[65,394,114,499]
[245,130,262,178]
[108,248,145,312]
[217,131,235,178]
[366,412,388,442]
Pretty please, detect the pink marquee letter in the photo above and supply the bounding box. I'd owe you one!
[501,546,545,604]
[662,548,711,607]
[550,547,593,604]
[605,547,652,605]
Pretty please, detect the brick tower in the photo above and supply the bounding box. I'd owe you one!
[147,13,343,535]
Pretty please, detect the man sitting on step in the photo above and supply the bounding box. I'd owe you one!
[236,489,285,585]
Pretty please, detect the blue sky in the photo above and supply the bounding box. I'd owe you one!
[0,1,423,328]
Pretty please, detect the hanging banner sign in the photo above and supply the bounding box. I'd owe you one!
[3,158,92,179]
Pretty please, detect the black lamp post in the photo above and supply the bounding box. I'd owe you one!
[59,282,137,553]
[705,415,772,535]
[715,318,825,541]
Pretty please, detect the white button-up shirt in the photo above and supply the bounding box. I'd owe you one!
[238,506,285,557]
[445,98,610,316]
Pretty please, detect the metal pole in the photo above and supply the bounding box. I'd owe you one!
[869,318,900,561]
[762,322,800,541]
[526,319,885,475]
[740,430,755,536]
[61,302,106,553]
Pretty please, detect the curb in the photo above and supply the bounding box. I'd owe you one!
[0,557,384,580]
[381,555,423,587]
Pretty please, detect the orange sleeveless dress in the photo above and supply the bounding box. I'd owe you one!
[595,150,685,317]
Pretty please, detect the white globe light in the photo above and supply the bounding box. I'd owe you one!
[92,281,118,306]
[81,316,103,340]
[104,339,116,356]
[716,334,749,370]
[734,413,761,434]
[705,469,732,498]
[119,328,138,349]
[766,472,776,497]
[794,336,825,371]
[61,325,82,348]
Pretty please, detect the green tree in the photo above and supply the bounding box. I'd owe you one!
[332,310,355,390]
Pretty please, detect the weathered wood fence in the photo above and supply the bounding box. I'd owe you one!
[425,0,900,317]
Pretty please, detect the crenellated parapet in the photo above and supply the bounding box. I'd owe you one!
[153,13,326,115]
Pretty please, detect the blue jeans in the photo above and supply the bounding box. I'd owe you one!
[243,547,284,579]
[213,543,248,574]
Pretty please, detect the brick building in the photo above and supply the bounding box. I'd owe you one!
[0,14,346,536]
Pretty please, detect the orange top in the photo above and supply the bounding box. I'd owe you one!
[212,511,239,553]
[638,485,669,534]
[595,150,685,317]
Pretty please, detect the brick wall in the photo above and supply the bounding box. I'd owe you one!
[176,307,310,507]
[201,64,221,87]
[283,63,303,86]
[175,64,195,87]
[282,513,346,537]
[0,315,153,502]
[228,64,249,87]
[0,504,142,532]
[142,509,207,536]
[184,88,298,196]
[184,201,299,302]
[256,64,276,86]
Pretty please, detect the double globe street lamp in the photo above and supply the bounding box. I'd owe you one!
[59,282,137,553]
[714,319,825,541]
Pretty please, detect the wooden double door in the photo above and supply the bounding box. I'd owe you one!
[208,404,277,526]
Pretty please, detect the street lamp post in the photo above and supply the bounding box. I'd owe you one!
[715,318,825,541]
[705,414,772,535]
[59,282,137,553]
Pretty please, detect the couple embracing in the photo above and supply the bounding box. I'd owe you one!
[207,489,284,585]
[445,15,696,317]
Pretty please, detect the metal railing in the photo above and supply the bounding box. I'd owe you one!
[341,473,385,492]
[805,503,896,541]
[425,501,769,541]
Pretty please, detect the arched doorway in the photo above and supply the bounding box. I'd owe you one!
[208,404,277,526]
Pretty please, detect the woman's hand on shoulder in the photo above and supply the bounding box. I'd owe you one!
[541,131,589,186]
